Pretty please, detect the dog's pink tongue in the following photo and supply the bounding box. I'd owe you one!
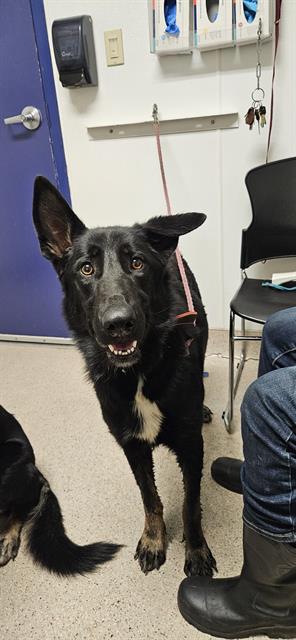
[113,341,133,350]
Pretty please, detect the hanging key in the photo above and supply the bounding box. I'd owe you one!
[255,107,260,133]
[259,104,267,128]
[245,107,255,130]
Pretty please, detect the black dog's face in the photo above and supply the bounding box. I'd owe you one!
[33,177,206,368]
[56,225,166,368]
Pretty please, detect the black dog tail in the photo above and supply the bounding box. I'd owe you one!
[25,482,121,576]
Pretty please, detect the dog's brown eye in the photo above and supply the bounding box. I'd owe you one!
[131,257,144,271]
[80,262,94,276]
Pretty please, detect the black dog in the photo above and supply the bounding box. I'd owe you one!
[0,405,120,574]
[33,176,216,577]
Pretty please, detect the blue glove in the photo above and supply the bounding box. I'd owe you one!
[164,0,180,36]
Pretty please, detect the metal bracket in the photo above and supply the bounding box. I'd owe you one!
[0,334,74,345]
[87,112,239,141]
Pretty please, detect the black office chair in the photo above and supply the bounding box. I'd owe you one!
[223,157,296,433]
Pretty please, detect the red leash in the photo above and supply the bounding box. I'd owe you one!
[152,104,197,325]
[266,0,283,162]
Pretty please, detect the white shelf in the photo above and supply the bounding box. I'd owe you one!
[87,112,239,141]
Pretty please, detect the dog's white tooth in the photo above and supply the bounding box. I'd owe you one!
[110,344,135,357]
[132,340,137,348]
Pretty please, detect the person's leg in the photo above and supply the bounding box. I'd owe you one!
[242,367,296,539]
[211,307,296,495]
[178,367,296,638]
[258,307,296,377]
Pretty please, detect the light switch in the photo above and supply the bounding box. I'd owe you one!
[104,29,124,66]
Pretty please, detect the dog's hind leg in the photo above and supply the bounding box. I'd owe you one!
[174,431,217,578]
[123,440,166,574]
[0,517,22,567]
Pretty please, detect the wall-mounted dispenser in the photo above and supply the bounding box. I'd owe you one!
[148,1,273,54]
[148,0,193,55]
[52,15,98,87]
[235,0,273,45]
[194,0,234,50]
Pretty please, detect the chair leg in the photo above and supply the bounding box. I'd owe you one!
[223,315,248,433]
[241,318,246,358]
[222,310,235,433]
[234,317,247,397]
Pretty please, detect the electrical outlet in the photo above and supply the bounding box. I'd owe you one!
[104,29,124,66]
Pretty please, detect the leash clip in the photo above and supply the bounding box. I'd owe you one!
[175,311,198,326]
[175,311,198,354]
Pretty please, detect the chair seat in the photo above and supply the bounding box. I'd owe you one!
[230,278,296,324]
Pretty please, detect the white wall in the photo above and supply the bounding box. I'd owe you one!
[44,0,296,328]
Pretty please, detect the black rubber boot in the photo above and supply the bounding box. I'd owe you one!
[178,525,296,639]
[211,457,243,494]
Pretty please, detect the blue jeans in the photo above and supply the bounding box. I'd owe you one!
[241,307,296,542]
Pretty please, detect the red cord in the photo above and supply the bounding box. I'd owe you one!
[266,0,283,163]
[154,120,195,313]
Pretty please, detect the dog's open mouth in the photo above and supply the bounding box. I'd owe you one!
[107,340,137,357]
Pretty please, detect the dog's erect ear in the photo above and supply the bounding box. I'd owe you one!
[143,212,206,255]
[33,176,86,260]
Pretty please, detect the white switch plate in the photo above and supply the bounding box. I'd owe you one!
[104,29,124,66]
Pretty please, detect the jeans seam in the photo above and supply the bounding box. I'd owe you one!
[288,449,294,534]
[272,346,296,367]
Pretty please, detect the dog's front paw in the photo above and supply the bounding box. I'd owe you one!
[134,535,166,574]
[0,525,21,567]
[184,541,217,577]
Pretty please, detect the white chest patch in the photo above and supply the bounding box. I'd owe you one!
[133,377,163,443]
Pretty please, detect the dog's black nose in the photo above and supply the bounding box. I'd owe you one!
[103,308,136,339]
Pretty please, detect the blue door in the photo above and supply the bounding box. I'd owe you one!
[0,0,70,339]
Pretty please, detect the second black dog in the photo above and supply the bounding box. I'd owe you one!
[0,406,120,574]
[33,176,216,577]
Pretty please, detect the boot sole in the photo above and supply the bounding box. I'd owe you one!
[178,600,296,639]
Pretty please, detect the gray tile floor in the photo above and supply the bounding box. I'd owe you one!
[0,332,261,640]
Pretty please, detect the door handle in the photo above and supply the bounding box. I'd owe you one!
[4,106,41,131]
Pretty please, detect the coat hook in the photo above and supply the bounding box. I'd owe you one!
[152,103,159,124]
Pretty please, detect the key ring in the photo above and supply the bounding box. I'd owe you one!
[251,87,265,103]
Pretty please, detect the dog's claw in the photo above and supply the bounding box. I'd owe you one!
[134,538,166,574]
[0,532,21,567]
[184,542,217,577]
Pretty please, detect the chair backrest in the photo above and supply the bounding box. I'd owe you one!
[241,157,296,269]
